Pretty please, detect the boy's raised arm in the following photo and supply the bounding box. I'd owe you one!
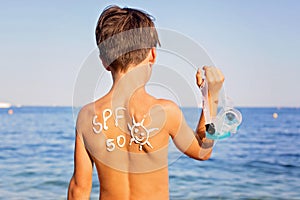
[168,66,224,160]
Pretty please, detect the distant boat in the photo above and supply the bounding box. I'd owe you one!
[0,102,12,108]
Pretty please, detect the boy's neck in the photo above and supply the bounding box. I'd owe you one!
[112,63,151,88]
[110,63,152,104]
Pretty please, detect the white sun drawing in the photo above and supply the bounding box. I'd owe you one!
[127,116,158,151]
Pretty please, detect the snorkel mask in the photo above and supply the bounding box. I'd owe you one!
[200,79,242,140]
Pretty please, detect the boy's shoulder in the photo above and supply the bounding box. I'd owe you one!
[79,94,112,115]
[78,102,94,116]
[154,97,178,106]
[75,97,109,133]
[155,98,182,116]
[76,102,94,130]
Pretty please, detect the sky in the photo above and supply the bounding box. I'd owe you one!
[1,0,300,107]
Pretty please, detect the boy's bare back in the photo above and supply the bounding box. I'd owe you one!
[76,87,172,199]
[68,5,224,200]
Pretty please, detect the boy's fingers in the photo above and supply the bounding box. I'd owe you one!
[203,66,216,84]
[196,68,204,87]
[200,66,224,91]
[216,68,225,82]
[203,66,224,83]
[202,66,209,71]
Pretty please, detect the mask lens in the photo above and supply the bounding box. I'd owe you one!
[226,112,235,122]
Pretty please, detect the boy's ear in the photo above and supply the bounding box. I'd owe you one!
[149,47,157,65]
[100,55,111,71]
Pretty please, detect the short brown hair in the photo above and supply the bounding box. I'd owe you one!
[95,5,160,72]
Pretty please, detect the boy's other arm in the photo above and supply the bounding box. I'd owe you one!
[194,66,224,159]
[168,66,224,160]
[68,108,94,200]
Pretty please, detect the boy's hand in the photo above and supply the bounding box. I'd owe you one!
[196,66,225,99]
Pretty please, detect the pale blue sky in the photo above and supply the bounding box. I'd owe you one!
[1,0,299,107]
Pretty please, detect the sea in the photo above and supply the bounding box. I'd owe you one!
[0,106,299,200]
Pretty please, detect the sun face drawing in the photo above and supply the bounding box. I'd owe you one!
[128,116,158,151]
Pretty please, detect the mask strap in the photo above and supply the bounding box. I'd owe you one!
[200,78,228,134]
[200,80,211,124]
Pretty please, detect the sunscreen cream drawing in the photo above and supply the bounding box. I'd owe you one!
[92,106,159,152]
[128,116,159,151]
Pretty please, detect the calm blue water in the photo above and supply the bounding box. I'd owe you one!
[0,107,300,200]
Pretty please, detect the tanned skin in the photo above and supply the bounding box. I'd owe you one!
[68,47,224,200]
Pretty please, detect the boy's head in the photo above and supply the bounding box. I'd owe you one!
[95,5,160,72]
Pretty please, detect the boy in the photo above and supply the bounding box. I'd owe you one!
[68,5,224,200]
